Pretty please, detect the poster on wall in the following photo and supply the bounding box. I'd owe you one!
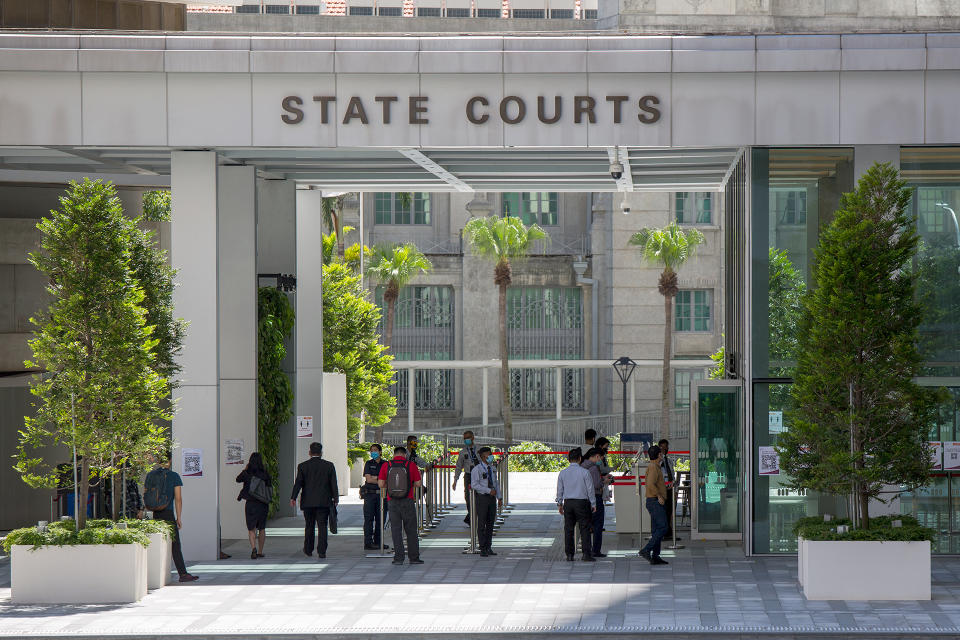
[944,442,960,471]
[768,411,784,434]
[225,439,244,465]
[758,446,781,476]
[297,416,314,438]
[930,441,944,471]
[183,448,203,477]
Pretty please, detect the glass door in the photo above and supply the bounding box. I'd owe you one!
[691,380,743,538]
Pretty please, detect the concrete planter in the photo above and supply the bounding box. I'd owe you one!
[798,537,931,600]
[11,543,148,604]
[146,533,171,589]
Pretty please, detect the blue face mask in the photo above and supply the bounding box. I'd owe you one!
[464,439,472,446]
[370,451,380,460]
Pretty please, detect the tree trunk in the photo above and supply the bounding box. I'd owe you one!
[499,281,513,448]
[860,490,871,531]
[384,295,396,352]
[661,292,673,440]
[112,474,120,520]
[78,458,90,529]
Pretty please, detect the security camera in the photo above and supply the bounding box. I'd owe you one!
[609,161,623,181]
[621,201,631,215]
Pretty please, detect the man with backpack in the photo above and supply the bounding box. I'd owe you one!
[144,451,199,583]
[290,442,339,559]
[378,445,423,566]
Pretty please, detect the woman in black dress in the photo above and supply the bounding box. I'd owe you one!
[236,452,272,559]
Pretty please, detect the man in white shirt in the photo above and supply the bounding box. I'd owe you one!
[555,447,596,562]
[470,446,501,557]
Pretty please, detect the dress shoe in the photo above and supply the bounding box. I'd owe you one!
[317,553,326,559]
[480,550,489,557]
[593,552,607,558]
[650,557,669,565]
[364,544,378,550]
[392,559,404,565]
[257,553,265,558]
[250,549,258,560]
[566,554,575,561]
[486,550,498,556]
[178,574,199,583]
[303,550,313,558]
[409,558,424,565]
[582,555,596,562]
[219,552,231,559]
[639,549,651,561]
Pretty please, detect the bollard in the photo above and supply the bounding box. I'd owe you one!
[463,487,479,554]
[366,489,392,558]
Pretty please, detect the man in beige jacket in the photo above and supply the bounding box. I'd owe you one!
[638,444,669,565]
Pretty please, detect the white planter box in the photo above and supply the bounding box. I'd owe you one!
[11,543,148,604]
[146,533,171,589]
[799,538,931,600]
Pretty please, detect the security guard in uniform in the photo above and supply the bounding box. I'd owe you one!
[361,444,388,550]
[470,446,501,557]
[453,430,481,524]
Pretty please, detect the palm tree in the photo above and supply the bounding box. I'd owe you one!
[322,194,348,257]
[366,243,432,351]
[462,216,548,447]
[629,221,705,440]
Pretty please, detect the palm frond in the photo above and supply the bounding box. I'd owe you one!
[462,215,551,262]
[628,221,705,271]
[365,242,433,290]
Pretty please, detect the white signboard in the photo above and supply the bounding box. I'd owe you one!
[758,446,781,476]
[768,411,784,434]
[297,416,314,439]
[944,442,960,471]
[182,448,203,477]
[930,441,944,471]
[225,439,244,466]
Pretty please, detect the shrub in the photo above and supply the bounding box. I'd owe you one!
[792,515,934,542]
[3,520,150,552]
[508,441,566,472]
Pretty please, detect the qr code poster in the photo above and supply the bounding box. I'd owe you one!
[182,448,203,477]
[758,445,781,476]
[945,442,960,471]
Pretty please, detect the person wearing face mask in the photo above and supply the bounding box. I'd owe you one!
[453,430,481,525]
[361,444,389,551]
[581,447,606,558]
[469,446,501,557]
[595,437,614,505]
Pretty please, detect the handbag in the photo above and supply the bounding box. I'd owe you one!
[329,504,338,534]
[248,474,273,504]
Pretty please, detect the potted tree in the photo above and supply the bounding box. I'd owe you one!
[777,163,940,601]
[11,179,172,603]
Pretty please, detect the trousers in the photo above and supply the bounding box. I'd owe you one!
[563,498,592,558]
[475,492,497,551]
[641,497,668,558]
[387,497,420,561]
[363,493,386,547]
[302,506,330,555]
[153,508,187,575]
[590,497,604,556]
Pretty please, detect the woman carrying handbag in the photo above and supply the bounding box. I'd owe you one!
[236,452,273,559]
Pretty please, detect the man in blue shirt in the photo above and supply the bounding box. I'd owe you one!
[145,451,199,582]
[555,447,596,562]
[469,446,501,557]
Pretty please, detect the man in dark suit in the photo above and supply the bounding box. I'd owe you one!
[290,441,339,559]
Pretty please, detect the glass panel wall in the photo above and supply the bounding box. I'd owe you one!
[696,386,741,534]
[750,148,854,553]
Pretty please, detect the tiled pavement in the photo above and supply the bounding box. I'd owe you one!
[2,473,960,638]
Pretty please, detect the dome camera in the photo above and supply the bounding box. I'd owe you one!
[621,201,631,215]
[609,161,624,181]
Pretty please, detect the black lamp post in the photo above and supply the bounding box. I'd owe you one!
[612,356,637,435]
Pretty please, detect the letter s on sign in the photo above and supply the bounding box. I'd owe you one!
[282,96,304,124]
[638,95,661,124]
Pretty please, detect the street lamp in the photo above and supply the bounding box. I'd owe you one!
[612,356,637,435]
[934,202,960,248]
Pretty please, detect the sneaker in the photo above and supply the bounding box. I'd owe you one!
[650,557,669,565]
[566,554,575,561]
[582,555,596,562]
[178,574,199,583]
[639,550,651,561]
[409,558,425,565]
[250,549,258,560]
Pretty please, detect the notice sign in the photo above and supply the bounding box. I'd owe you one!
[225,439,244,465]
[930,441,944,471]
[758,446,781,476]
[183,448,203,477]
[297,416,314,438]
[945,442,960,471]
[768,411,784,434]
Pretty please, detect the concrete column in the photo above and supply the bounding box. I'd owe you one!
[258,179,298,515]
[170,151,219,562]
[216,166,257,541]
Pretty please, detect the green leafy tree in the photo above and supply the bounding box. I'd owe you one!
[709,343,725,379]
[463,216,548,447]
[131,190,186,386]
[916,239,960,375]
[776,163,939,529]
[323,262,396,442]
[628,221,705,439]
[366,243,432,351]
[322,194,349,257]
[257,287,295,516]
[17,179,170,529]
[768,247,806,377]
